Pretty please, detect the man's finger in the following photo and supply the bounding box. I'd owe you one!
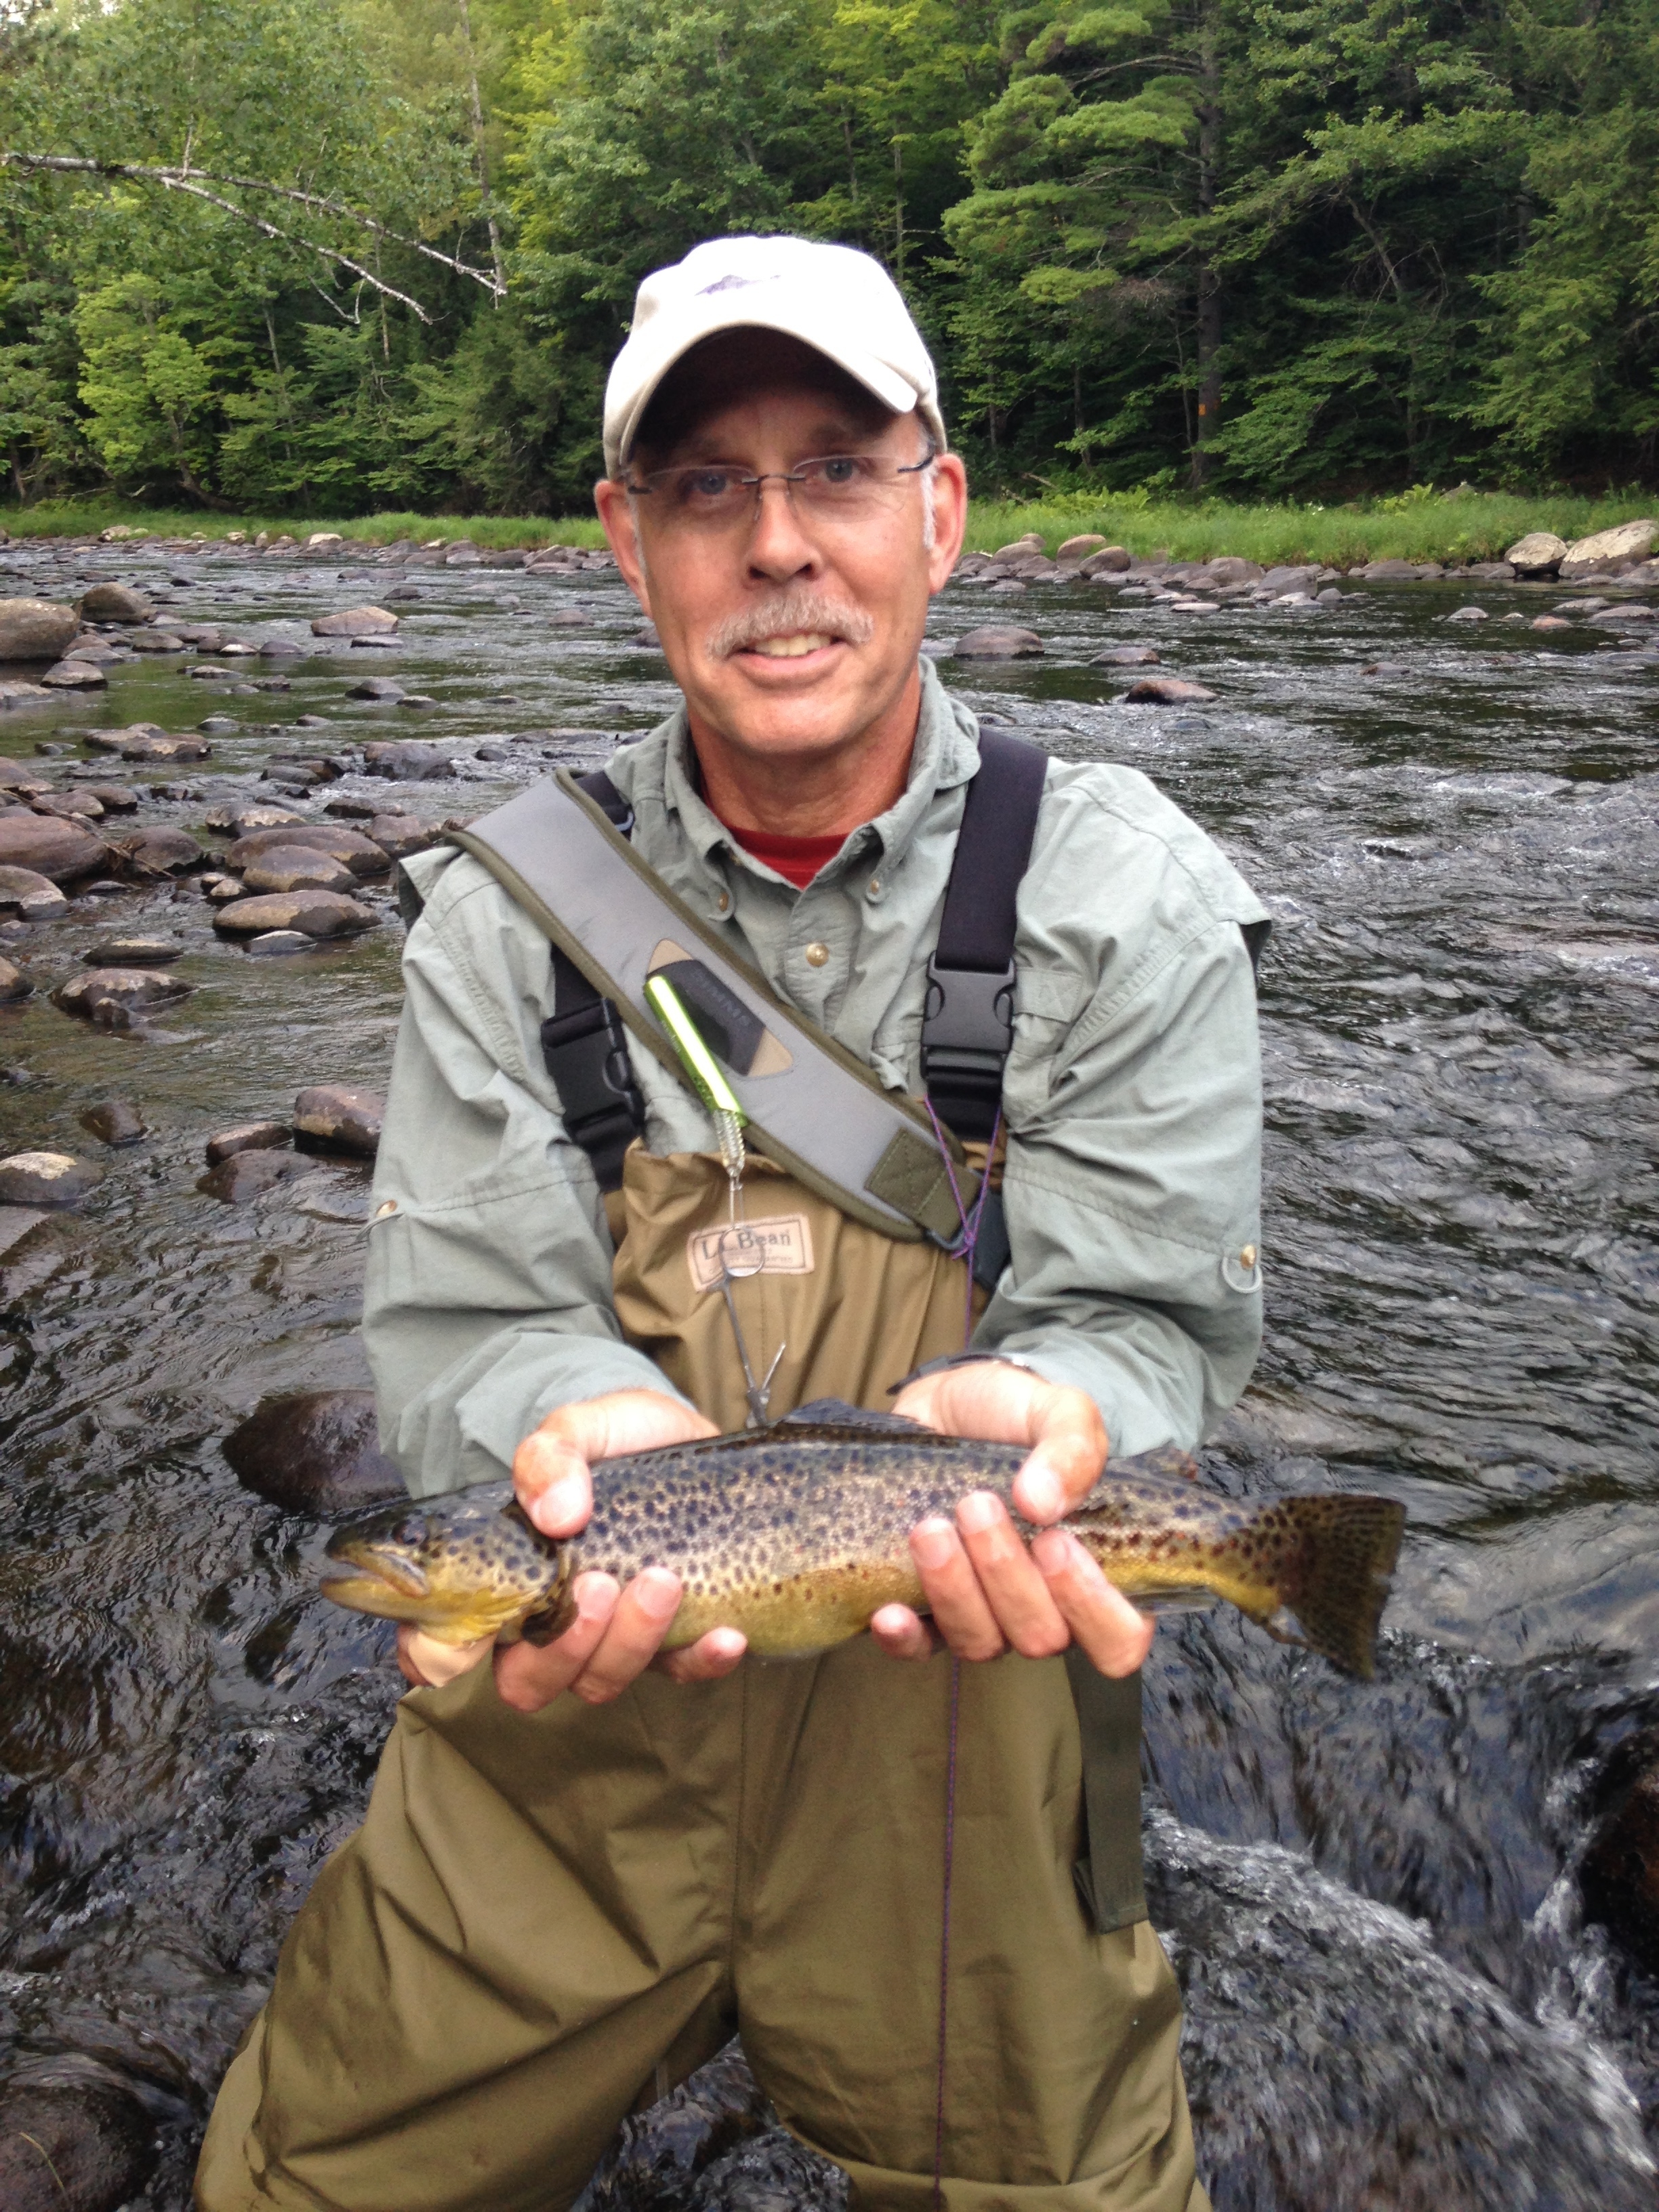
[399,1625,493,1689]
[909,1516,1006,1661]
[869,1603,939,1662]
[954,1492,1071,1658]
[1031,1529,1155,1678]
[494,1572,620,1713]
[1012,1404,1108,1524]
[656,1627,747,1682]
[567,1567,685,1705]
[513,1430,593,1538]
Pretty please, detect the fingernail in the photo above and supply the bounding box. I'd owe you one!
[956,1491,1000,1535]
[911,1519,955,1569]
[533,1473,586,1532]
[634,1569,682,1620]
[1021,1469,1063,1522]
[573,1573,617,1621]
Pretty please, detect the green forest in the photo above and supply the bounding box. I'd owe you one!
[0,0,1654,519]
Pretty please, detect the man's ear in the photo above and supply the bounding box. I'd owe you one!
[925,453,969,597]
[595,478,653,616]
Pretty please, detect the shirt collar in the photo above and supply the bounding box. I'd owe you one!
[612,656,984,884]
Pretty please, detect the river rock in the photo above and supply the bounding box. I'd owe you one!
[294,1083,383,1155]
[0,2078,157,2212]
[0,680,53,705]
[1532,614,1572,631]
[992,535,1045,558]
[369,815,439,859]
[41,657,107,688]
[77,581,154,623]
[247,928,319,956]
[53,968,192,1017]
[226,824,388,876]
[213,890,377,939]
[549,609,593,628]
[222,1387,403,1512]
[79,785,137,813]
[311,605,398,638]
[0,811,106,881]
[1079,547,1133,576]
[83,935,181,966]
[205,802,302,834]
[579,2042,785,2212]
[1580,1744,1659,1973]
[127,630,186,653]
[0,1150,102,1204]
[1446,605,1489,622]
[952,626,1044,659]
[243,846,357,895]
[113,826,203,876]
[0,865,67,917]
[363,739,460,781]
[119,731,211,762]
[348,675,405,701]
[0,758,49,794]
[0,956,30,1001]
[1191,556,1265,587]
[80,1098,146,1146]
[1123,676,1217,703]
[1056,534,1109,563]
[206,1121,290,1164]
[1092,646,1161,665]
[629,621,661,649]
[31,790,103,817]
[197,1148,312,1204]
[0,598,79,661]
[1559,520,1659,579]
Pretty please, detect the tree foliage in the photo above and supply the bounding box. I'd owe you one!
[0,0,1654,510]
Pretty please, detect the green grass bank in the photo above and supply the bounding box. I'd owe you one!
[0,491,1653,568]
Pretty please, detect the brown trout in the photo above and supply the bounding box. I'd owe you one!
[321,1409,1406,1677]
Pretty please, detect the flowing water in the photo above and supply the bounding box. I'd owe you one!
[0,536,1654,2207]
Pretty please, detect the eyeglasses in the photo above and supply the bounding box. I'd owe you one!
[626,449,935,533]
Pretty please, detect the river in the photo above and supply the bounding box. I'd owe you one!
[0,533,1653,2209]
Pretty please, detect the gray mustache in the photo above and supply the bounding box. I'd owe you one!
[708,592,877,659]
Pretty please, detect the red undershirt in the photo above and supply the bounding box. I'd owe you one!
[720,819,847,890]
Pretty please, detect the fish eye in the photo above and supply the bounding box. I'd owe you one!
[388,1515,427,1546]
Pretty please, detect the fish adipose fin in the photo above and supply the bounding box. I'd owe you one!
[1267,1494,1407,1679]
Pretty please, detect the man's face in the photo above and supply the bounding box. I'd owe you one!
[596,345,966,775]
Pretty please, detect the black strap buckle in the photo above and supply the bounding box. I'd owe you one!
[539,996,647,1189]
[921,956,1017,1143]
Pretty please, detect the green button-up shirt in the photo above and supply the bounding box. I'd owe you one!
[364,658,1269,1498]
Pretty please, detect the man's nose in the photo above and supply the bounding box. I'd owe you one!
[743,478,820,581]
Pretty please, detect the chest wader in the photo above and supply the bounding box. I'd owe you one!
[193,739,1212,2212]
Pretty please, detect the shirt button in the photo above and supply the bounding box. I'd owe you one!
[716,890,731,914]
[867,877,882,900]
[804,941,830,967]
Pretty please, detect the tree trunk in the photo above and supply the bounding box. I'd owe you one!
[1189,7,1222,491]
[456,0,506,301]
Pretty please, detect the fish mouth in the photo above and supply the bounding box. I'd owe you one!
[322,1543,430,1600]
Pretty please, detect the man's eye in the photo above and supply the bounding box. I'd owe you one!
[817,457,862,486]
[684,470,736,499]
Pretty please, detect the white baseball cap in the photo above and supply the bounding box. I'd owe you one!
[603,235,945,477]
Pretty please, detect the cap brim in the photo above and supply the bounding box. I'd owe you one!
[609,299,934,476]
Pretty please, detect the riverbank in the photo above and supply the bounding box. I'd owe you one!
[1,490,1654,569]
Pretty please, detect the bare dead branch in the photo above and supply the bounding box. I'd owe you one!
[0,151,502,306]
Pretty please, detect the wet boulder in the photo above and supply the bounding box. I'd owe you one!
[205,802,303,834]
[369,815,440,860]
[115,825,205,875]
[348,674,406,701]
[247,929,319,956]
[951,626,1044,659]
[30,790,104,818]
[197,1148,311,1204]
[0,1150,103,1205]
[1078,546,1133,575]
[363,739,461,781]
[83,935,182,966]
[1091,646,1160,666]
[40,658,107,689]
[119,731,211,763]
[53,968,192,1019]
[1122,676,1217,703]
[226,823,388,877]
[0,811,107,882]
[0,759,51,795]
[223,1387,405,1513]
[1191,556,1265,588]
[0,598,79,661]
[80,1099,146,1146]
[0,957,30,1002]
[212,890,378,939]
[1580,1742,1659,1973]
[126,630,187,653]
[205,1120,290,1164]
[1056,533,1109,563]
[0,2078,157,2212]
[79,785,137,814]
[294,1083,383,1155]
[311,605,398,638]
[242,846,357,895]
[77,581,154,623]
[0,865,67,918]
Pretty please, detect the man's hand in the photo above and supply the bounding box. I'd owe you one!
[394,1389,749,1714]
[878,1360,1153,1679]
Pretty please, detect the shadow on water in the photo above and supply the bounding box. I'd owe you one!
[0,538,1653,2204]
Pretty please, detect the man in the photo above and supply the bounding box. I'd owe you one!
[197,234,1267,2212]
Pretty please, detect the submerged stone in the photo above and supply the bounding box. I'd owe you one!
[222,1387,404,1513]
[0,2079,157,2212]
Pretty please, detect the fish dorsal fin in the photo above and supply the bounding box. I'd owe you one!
[781,1399,927,1435]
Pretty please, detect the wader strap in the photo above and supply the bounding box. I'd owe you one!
[1063,1655,1147,1933]
[921,729,1048,1145]
[455,773,970,1244]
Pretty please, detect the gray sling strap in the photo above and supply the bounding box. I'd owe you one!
[452,771,975,1244]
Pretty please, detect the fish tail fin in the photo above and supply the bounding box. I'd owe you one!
[1269,1495,1407,1679]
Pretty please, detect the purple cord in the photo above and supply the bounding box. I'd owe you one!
[923,1102,1004,1345]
